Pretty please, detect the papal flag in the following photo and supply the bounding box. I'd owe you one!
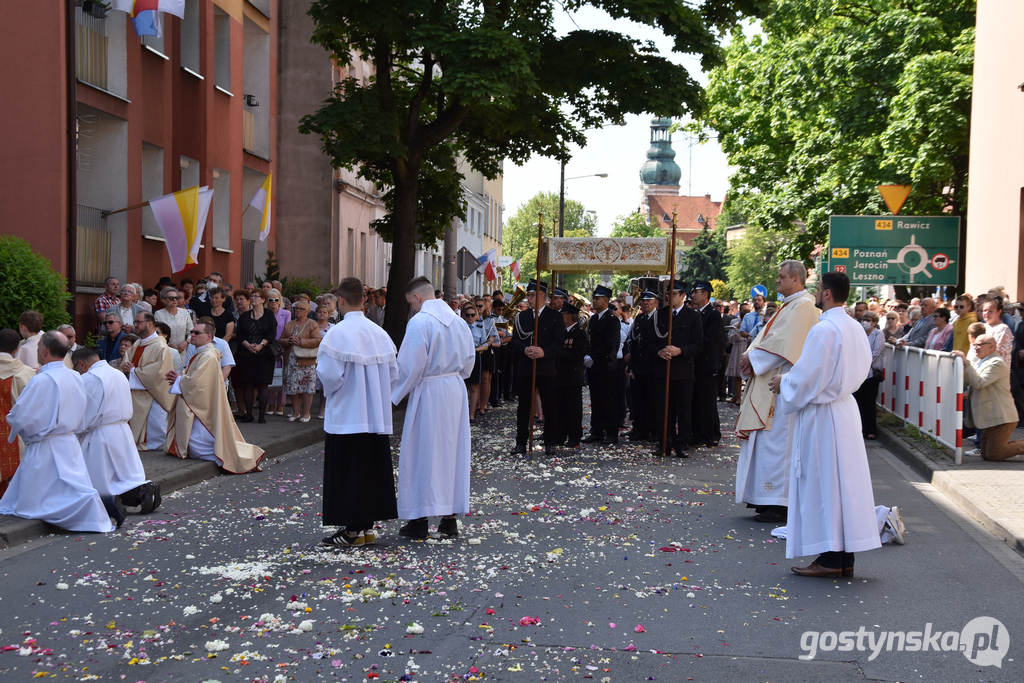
[148,186,213,273]
[248,172,272,242]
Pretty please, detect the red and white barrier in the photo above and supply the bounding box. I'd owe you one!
[876,344,965,464]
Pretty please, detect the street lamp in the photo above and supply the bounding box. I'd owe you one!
[558,160,608,287]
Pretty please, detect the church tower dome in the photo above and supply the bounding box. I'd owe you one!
[639,117,682,187]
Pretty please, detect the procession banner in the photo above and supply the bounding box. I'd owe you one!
[541,237,669,273]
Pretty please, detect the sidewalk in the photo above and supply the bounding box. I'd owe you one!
[0,415,327,550]
[877,415,1024,557]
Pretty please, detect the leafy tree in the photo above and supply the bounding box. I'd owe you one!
[702,1,974,266]
[0,236,71,331]
[300,0,768,341]
[679,225,727,286]
[711,278,733,301]
[608,212,665,293]
[723,224,797,301]
[256,251,286,289]
[503,192,597,293]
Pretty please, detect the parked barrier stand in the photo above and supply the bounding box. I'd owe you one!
[876,344,964,464]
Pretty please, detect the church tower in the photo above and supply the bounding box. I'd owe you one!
[639,117,682,210]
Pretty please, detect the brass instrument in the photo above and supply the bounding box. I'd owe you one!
[569,293,590,329]
[498,286,527,329]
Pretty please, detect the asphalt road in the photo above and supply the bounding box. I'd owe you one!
[0,401,1021,681]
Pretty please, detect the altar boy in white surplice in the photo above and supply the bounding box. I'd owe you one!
[769,272,880,578]
[391,277,475,540]
[0,332,113,533]
[73,346,161,525]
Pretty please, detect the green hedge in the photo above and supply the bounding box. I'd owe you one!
[0,236,71,331]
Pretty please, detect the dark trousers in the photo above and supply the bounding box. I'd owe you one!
[816,551,854,568]
[853,374,881,435]
[516,372,556,446]
[548,383,583,445]
[691,374,721,445]
[612,359,627,428]
[654,376,693,451]
[630,373,655,436]
[588,360,616,438]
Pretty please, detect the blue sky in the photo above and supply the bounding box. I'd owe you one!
[500,5,736,236]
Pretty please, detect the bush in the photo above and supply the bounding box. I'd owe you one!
[283,276,330,301]
[0,236,71,331]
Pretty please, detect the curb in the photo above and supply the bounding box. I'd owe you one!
[877,424,1024,557]
[0,422,326,551]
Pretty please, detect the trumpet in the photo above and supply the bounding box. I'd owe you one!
[497,286,528,328]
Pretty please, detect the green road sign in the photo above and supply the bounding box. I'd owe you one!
[827,215,961,286]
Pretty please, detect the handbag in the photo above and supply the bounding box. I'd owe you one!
[291,321,319,359]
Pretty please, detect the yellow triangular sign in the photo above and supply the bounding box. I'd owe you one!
[877,184,912,215]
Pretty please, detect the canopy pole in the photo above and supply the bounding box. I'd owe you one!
[661,210,679,457]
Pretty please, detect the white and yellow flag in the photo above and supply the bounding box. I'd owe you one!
[248,172,272,242]
[149,185,213,273]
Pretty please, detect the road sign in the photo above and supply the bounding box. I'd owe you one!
[456,247,478,280]
[827,215,961,286]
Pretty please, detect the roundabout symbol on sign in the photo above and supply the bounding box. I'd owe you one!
[931,253,950,271]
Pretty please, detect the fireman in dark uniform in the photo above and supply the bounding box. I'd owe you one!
[510,280,564,456]
[548,302,589,449]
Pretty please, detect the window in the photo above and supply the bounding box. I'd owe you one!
[180,155,199,190]
[347,229,355,276]
[141,144,164,238]
[74,6,127,97]
[214,7,231,92]
[141,20,165,56]
[242,17,270,156]
[180,0,200,74]
[212,169,230,248]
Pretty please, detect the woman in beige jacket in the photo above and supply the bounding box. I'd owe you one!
[953,332,1024,461]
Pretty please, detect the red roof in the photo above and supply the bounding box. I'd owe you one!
[647,194,723,245]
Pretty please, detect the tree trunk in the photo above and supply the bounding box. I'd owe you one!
[382,175,419,346]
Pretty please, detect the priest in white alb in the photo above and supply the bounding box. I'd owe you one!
[165,321,265,473]
[122,312,176,450]
[0,328,36,496]
[317,277,399,547]
[769,271,881,578]
[73,347,161,526]
[0,332,113,532]
[391,277,475,539]
[734,260,819,524]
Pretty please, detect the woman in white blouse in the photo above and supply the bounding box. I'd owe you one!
[154,286,195,355]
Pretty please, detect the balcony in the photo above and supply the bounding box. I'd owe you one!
[76,205,110,286]
[76,13,108,90]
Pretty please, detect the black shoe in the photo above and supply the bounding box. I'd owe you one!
[652,444,671,457]
[140,482,162,514]
[545,447,557,457]
[673,446,689,458]
[582,434,604,444]
[238,413,254,423]
[565,442,580,449]
[511,444,527,456]
[321,529,364,547]
[102,495,127,529]
[399,518,429,539]
[119,485,143,508]
[604,436,618,445]
[437,517,458,537]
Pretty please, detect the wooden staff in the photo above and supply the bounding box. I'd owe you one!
[527,213,545,456]
[661,210,679,457]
